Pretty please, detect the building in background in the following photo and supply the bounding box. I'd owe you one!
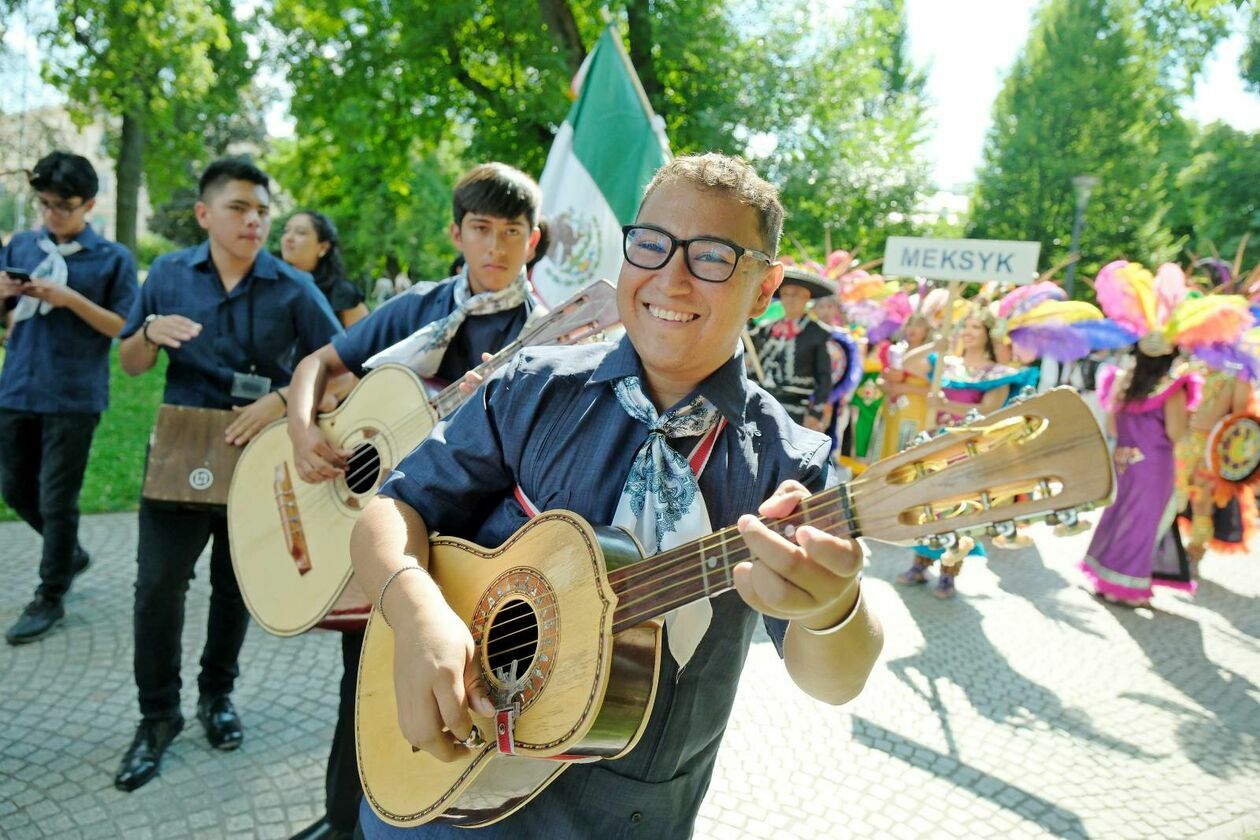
[0,105,153,242]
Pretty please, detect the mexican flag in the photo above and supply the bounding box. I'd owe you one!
[531,27,671,306]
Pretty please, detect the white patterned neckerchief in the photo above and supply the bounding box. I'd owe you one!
[12,236,84,322]
[611,375,724,669]
[361,270,529,376]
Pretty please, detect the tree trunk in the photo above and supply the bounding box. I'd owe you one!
[115,110,144,252]
[538,0,585,73]
[625,0,662,102]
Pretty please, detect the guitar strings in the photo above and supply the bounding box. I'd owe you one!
[473,505,857,659]
[478,481,1044,656]
[264,316,606,519]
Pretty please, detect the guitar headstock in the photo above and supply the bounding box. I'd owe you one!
[517,279,620,348]
[849,387,1115,546]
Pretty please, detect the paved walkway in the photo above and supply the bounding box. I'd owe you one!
[1,511,1258,838]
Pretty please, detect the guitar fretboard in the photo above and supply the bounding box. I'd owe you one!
[606,483,858,633]
[427,339,525,419]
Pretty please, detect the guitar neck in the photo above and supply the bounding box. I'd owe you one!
[427,339,525,419]
[606,483,858,633]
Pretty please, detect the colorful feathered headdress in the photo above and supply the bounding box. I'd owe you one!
[1095,260,1253,357]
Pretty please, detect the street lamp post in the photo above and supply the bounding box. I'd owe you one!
[1063,174,1099,299]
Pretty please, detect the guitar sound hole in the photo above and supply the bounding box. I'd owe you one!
[486,599,538,682]
[344,442,382,494]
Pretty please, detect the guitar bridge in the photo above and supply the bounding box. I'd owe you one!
[274,462,312,575]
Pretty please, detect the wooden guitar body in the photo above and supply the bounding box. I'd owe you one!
[228,365,438,636]
[356,513,661,828]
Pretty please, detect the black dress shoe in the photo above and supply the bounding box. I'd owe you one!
[5,597,65,645]
[114,716,184,792]
[196,695,244,751]
[290,816,356,840]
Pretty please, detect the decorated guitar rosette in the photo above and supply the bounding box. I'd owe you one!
[1206,411,1260,489]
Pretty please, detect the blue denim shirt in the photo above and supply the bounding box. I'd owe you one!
[332,275,532,382]
[120,242,341,409]
[370,337,830,839]
[0,225,138,414]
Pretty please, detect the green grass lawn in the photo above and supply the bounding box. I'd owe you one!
[0,352,167,522]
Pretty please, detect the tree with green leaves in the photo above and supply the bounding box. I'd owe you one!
[266,0,931,276]
[7,0,259,251]
[1170,121,1260,264]
[969,0,1225,289]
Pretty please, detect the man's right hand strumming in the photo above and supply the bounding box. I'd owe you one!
[290,424,352,483]
[385,572,495,763]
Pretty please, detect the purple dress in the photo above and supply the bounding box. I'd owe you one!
[1080,366,1202,601]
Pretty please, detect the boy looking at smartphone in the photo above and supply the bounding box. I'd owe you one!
[0,151,139,646]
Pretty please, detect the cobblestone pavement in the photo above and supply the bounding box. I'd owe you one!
[2,511,1259,839]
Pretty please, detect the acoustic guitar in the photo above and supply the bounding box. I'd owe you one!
[356,388,1116,827]
[227,280,620,637]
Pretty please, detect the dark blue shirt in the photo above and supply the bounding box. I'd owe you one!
[0,225,138,414]
[332,275,532,382]
[120,242,341,409]
[372,337,830,839]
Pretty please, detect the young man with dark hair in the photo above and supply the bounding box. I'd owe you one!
[350,153,881,837]
[112,157,343,792]
[282,161,542,840]
[0,151,139,645]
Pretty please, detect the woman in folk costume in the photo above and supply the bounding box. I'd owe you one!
[895,306,1025,598]
[1080,260,1252,606]
[878,309,934,459]
[748,266,837,430]
[839,269,895,462]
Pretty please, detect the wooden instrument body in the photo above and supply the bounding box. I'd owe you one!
[357,514,660,828]
[227,365,438,636]
[142,405,243,506]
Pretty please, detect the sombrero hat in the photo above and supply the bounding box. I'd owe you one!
[778,266,836,300]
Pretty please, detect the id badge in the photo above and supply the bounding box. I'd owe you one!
[231,371,272,401]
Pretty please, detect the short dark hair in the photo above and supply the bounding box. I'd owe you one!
[199,158,270,200]
[29,151,98,201]
[452,163,542,227]
[640,153,784,257]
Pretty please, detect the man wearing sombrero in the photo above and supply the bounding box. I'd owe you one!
[749,265,837,430]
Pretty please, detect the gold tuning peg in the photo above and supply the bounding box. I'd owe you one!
[940,535,976,566]
[1053,520,1092,537]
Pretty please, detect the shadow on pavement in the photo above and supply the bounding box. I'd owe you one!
[1109,605,1260,780]
[1193,577,1260,641]
[851,716,1091,839]
[876,554,1160,763]
[984,540,1106,640]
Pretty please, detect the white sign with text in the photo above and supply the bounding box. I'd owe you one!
[883,237,1041,284]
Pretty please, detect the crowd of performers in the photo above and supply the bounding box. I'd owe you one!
[746,251,1260,605]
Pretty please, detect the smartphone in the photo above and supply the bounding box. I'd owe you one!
[1,267,31,283]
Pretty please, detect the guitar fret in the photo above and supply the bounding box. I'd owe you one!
[698,540,711,596]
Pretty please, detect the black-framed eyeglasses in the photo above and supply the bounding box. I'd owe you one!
[622,224,774,284]
[35,196,85,217]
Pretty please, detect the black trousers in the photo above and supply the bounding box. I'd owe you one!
[133,498,250,719]
[327,628,365,831]
[0,409,99,602]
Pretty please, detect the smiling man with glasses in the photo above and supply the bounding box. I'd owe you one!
[350,153,881,838]
[0,151,139,646]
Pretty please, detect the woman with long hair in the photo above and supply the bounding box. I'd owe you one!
[281,210,369,328]
[878,313,934,459]
[895,308,1026,598]
[1080,349,1197,606]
